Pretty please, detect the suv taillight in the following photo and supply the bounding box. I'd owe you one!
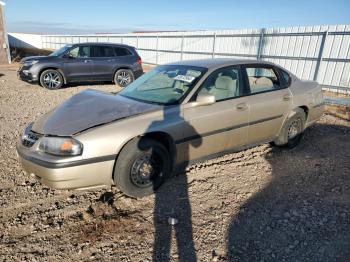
[137,57,142,65]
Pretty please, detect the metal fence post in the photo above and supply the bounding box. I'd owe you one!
[212,33,217,58]
[121,36,123,44]
[136,35,139,49]
[257,28,266,60]
[180,35,184,61]
[156,35,159,65]
[313,30,328,81]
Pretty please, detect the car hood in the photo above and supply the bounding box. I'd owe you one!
[31,89,162,136]
[21,55,52,63]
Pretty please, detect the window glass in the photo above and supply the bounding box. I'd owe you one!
[197,66,240,101]
[49,44,73,56]
[119,65,207,105]
[68,46,90,58]
[114,47,132,56]
[246,66,280,94]
[92,46,115,57]
[280,70,291,86]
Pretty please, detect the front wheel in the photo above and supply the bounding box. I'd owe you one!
[114,69,134,88]
[273,109,306,149]
[39,69,63,90]
[113,137,171,198]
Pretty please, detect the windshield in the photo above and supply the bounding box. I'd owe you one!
[119,65,207,105]
[49,44,73,57]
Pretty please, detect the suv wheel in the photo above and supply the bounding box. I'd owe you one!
[39,69,63,90]
[114,69,134,87]
[273,108,306,149]
[113,137,171,198]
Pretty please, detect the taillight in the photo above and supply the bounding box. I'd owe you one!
[137,57,142,65]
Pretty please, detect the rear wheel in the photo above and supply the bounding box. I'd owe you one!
[113,137,171,198]
[114,69,134,87]
[39,69,63,90]
[273,109,306,149]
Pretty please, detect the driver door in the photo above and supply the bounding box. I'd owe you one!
[63,45,93,81]
[179,65,249,163]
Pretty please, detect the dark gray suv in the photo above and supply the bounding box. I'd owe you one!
[18,43,143,89]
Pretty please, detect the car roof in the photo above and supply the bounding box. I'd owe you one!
[166,58,276,69]
[73,42,134,48]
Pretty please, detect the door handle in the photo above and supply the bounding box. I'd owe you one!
[84,59,92,63]
[236,103,248,111]
[107,59,115,62]
[283,94,291,101]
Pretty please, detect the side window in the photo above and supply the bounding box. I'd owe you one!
[92,46,116,57]
[114,47,132,56]
[245,66,281,94]
[197,66,241,101]
[68,46,90,58]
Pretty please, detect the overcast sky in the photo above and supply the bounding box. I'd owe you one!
[3,0,350,34]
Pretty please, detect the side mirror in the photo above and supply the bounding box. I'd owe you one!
[194,94,216,106]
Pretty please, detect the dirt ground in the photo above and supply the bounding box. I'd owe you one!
[0,65,349,262]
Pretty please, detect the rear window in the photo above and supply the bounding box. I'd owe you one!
[114,47,132,56]
[280,69,291,87]
[92,46,115,57]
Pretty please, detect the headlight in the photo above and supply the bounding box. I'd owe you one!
[23,60,39,67]
[38,137,83,156]
[21,122,34,141]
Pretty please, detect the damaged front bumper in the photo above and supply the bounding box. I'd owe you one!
[16,143,115,190]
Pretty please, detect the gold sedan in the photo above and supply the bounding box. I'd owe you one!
[17,59,324,197]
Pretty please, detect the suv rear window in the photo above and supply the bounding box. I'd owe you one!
[114,47,132,56]
[92,46,115,57]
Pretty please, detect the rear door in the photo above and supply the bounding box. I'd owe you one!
[90,45,117,80]
[63,45,93,81]
[243,64,292,144]
[114,46,136,66]
[181,65,249,163]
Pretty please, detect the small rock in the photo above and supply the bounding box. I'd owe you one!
[168,217,178,225]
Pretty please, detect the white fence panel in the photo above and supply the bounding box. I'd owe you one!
[9,24,350,90]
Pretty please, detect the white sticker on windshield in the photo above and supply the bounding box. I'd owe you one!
[173,75,196,83]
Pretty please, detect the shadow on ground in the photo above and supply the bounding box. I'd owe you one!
[63,81,116,89]
[139,106,201,261]
[226,123,350,261]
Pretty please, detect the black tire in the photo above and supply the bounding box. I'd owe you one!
[273,108,306,149]
[39,69,63,90]
[114,69,134,87]
[113,137,171,198]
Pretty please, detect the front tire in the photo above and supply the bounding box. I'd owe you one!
[113,137,171,198]
[273,109,306,149]
[114,69,134,87]
[39,69,63,90]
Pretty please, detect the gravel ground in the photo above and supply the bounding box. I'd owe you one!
[0,65,349,261]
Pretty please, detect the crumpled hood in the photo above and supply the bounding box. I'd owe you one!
[32,89,162,136]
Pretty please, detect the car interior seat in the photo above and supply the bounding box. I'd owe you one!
[209,75,237,100]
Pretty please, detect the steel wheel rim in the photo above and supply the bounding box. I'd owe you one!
[43,72,61,88]
[117,71,131,86]
[288,118,301,139]
[130,153,163,188]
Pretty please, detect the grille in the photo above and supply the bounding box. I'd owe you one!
[22,131,41,148]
